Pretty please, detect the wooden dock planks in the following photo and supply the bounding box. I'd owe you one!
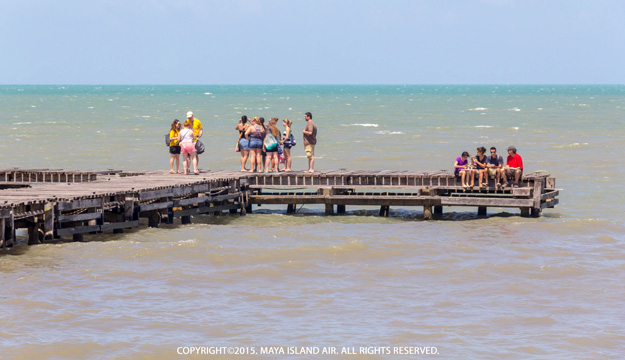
[0,168,560,248]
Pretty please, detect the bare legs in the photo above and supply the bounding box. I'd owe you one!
[170,153,179,173]
[182,153,190,175]
[265,152,277,172]
[502,169,521,186]
[240,149,250,171]
[250,149,262,172]
[284,148,292,171]
[182,153,199,174]
[460,170,475,188]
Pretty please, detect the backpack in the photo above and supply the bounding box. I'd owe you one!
[165,133,171,146]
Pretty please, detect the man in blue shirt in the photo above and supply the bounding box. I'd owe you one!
[486,147,505,188]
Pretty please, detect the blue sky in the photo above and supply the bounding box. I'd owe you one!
[1,0,624,84]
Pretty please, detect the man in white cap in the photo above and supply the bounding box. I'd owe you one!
[187,111,203,169]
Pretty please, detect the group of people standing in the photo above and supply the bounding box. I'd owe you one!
[454,145,524,189]
[166,111,318,174]
[235,112,317,173]
[168,111,203,175]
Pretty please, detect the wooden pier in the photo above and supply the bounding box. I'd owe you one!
[0,169,559,248]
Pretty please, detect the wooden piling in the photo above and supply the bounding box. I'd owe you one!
[423,206,433,220]
[379,205,390,217]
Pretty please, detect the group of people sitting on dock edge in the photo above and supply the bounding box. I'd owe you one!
[168,111,203,175]
[234,112,317,173]
[454,145,523,189]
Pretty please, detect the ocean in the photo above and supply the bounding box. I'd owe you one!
[1,85,624,359]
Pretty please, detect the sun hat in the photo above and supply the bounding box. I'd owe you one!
[187,111,193,118]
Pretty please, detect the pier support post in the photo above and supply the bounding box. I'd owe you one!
[325,204,334,215]
[379,206,390,217]
[2,212,15,247]
[520,208,531,217]
[43,203,54,240]
[531,208,542,217]
[286,204,295,214]
[423,206,433,220]
[478,206,487,216]
[113,228,124,234]
[337,205,346,214]
[181,215,191,224]
[434,206,443,215]
[147,211,160,228]
[73,234,84,242]
[28,218,42,245]
[0,217,5,248]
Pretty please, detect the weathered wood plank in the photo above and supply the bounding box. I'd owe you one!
[56,225,101,236]
[100,220,139,231]
[139,201,174,212]
[441,197,533,207]
[57,212,103,223]
[57,198,103,210]
[173,203,239,217]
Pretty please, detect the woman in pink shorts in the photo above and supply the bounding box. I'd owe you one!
[177,119,199,175]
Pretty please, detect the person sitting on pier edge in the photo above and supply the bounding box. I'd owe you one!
[169,119,182,174]
[245,117,265,172]
[177,119,199,175]
[472,146,489,189]
[454,151,473,189]
[486,147,504,189]
[235,115,251,172]
[502,145,523,188]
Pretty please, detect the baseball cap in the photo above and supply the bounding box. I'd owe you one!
[187,111,193,118]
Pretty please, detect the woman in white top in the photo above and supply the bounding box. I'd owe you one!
[177,119,199,175]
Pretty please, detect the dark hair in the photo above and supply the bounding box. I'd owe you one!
[259,117,265,125]
[490,147,496,152]
[241,115,248,124]
[305,112,312,119]
[461,151,470,157]
[171,119,180,131]
[477,146,486,155]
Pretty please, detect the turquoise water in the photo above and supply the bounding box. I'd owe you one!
[1,85,624,359]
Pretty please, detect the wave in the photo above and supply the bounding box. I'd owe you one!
[552,142,589,149]
[508,107,521,112]
[342,123,379,127]
[376,130,404,135]
[474,125,493,128]
[468,107,489,111]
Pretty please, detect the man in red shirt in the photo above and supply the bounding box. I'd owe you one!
[502,145,523,187]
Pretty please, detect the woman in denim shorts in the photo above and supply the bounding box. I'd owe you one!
[235,115,251,171]
[245,117,265,172]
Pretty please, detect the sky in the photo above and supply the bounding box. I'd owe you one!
[1,0,624,84]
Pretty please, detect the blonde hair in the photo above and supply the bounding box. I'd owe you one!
[268,117,280,137]
[283,118,292,127]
